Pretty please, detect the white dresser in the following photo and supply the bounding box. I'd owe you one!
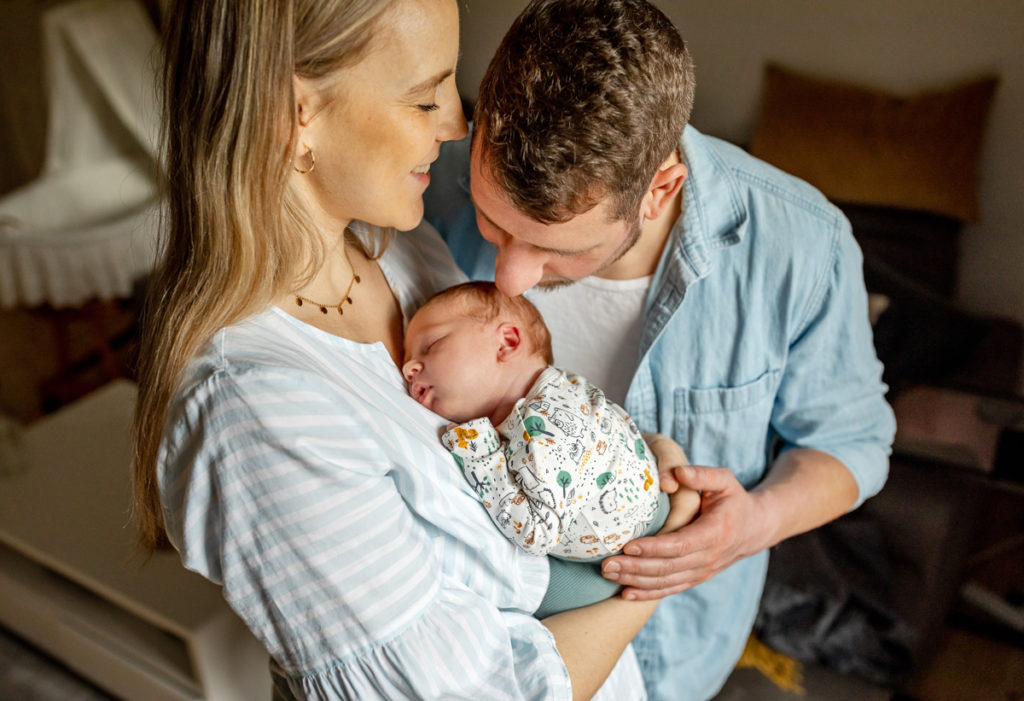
[0,379,270,700]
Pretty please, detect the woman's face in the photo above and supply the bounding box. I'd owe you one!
[296,0,466,232]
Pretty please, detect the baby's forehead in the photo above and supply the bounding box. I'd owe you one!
[421,294,467,314]
[407,297,479,338]
[420,293,495,321]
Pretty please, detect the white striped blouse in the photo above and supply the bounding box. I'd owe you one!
[157,222,645,700]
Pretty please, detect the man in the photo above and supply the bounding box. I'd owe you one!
[424,1,896,698]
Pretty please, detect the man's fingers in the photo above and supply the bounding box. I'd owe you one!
[603,539,711,581]
[622,511,717,558]
[620,581,696,601]
[618,531,688,559]
[672,464,735,493]
[604,554,697,579]
[604,551,717,594]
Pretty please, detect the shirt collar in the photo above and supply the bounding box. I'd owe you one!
[661,125,749,286]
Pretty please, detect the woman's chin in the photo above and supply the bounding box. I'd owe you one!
[387,203,427,232]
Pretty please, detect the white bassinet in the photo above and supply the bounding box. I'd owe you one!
[0,0,160,309]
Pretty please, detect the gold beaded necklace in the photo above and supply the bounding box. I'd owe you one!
[294,238,361,315]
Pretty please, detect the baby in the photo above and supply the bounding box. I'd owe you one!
[402,281,694,616]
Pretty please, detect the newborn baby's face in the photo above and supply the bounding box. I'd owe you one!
[401,303,504,423]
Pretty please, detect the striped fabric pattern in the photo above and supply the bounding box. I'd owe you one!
[157,223,645,700]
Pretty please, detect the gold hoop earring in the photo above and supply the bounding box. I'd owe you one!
[293,144,315,174]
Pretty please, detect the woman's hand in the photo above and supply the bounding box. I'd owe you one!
[643,433,701,533]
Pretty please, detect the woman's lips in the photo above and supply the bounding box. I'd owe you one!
[411,162,432,186]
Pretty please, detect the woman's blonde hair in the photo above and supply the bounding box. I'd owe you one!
[133,0,396,550]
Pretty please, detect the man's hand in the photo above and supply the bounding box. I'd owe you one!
[601,464,775,601]
[601,448,860,601]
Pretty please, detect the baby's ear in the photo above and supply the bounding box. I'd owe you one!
[496,322,523,361]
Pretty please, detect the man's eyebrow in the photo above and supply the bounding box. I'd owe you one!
[476,206,599,256]
[404,69,454,97]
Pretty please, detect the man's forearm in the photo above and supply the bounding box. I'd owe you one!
[751,447,860,550]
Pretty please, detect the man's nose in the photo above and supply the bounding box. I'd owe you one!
[402,359,422,382]
[494,246,544,297]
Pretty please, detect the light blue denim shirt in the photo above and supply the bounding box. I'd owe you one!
[424,125,896,701]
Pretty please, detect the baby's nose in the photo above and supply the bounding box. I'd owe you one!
[402,359,422,382]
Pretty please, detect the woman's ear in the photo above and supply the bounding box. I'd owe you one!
[293,75,317,128]
[642,161,688,221]
[292,76,320,168]
[496,322,523,361]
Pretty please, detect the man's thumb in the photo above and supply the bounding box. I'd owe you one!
[672,464,724,491]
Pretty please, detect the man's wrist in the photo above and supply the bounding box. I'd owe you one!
[746,487,786,554]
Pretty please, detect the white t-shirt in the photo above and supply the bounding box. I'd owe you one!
[527,275,652,405]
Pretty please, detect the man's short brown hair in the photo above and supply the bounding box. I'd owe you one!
[474,0,695,224]
[421,282,554,364]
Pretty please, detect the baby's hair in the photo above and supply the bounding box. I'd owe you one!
[420,281,554,364]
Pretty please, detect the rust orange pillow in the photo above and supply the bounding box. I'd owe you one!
[750,64,998,222]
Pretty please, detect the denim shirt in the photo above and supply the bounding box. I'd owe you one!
[424,125,896,701]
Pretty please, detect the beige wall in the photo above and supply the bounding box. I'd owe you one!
[457,0,1024,391]
[2,0,1021,387]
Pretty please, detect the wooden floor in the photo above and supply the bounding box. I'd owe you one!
[1,299,1022,701]
[711,624,1024,701]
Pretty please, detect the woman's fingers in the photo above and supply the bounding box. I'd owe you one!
[644,434,690,495]
[659,484,701,533]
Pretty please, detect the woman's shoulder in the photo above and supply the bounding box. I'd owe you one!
[161,311,400,488]
[173,309,383,417]
[185,310,326,377]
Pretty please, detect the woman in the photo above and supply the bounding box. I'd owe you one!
[133,1,666,698]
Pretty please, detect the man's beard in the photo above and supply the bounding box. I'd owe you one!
[534,277,575,291]
[601,215,644,270]
[532,215,644,292]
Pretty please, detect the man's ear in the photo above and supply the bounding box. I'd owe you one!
[496,322,523,361]
[641,161,688,221]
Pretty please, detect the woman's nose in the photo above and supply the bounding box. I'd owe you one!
[438,80,468,143]
[402,359,422,382]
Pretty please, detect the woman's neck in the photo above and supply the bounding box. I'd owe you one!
[299,220,356,300]
[282,228,404,366]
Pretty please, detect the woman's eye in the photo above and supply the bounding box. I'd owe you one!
[417,103,440,112]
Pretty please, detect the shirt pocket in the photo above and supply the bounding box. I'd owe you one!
[673,369,781,487]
